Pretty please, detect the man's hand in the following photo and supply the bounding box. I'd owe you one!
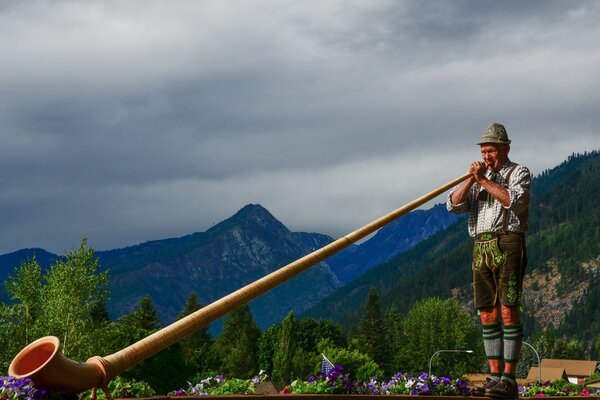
[470,161,487,183]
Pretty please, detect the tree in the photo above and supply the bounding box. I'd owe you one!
[0,240,113,371]
[317,338,383,382]
[396,297,483,377]
[176,293,216,376]
[356,287,389,370]
[258,324,280,377]
[35,239,110,359]
[136,295,161,331]
[272,311,297,386]
[0,257,44,371]
[117,295,188,394]
[212,304,261,378]
[383,306,403,374]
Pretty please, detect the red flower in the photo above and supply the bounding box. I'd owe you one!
[279,388,291,394]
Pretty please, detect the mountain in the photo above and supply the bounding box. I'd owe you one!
[304,151,600,345]
[325,203,462,283]
[0,201,465,331]
[97,204,342,329]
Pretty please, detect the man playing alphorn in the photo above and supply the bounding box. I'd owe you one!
[447,123,531,399]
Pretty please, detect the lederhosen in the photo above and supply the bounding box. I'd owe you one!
[472,165,527,309]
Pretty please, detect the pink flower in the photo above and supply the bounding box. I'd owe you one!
[534,393,545,397]
[581,388,591,397]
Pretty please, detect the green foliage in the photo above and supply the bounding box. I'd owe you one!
[173,373,267,396]
[174,293,216,377]
[533,329,586,360]
[34,239,110,359]
[383,306,403,374]
[257,324,280,376]
[271,310,297,386]
[355,287,389,373]
[289,365,354,394]
[112,296,189,394]
[208,378,256,395]
[394,297,483,377]
[211,304,261,379]
[0,239,111,372]
[258,316,345,383]
[81,376,155,399]
[318,338,383,382]
[521,379,596,397]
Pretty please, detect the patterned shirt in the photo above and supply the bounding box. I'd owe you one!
[446,160,531,237]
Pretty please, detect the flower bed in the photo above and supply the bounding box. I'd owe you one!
[3,368,600,400]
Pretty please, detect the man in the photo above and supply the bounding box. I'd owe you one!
[447,123,531,399]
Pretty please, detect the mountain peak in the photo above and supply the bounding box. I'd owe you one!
[231,204,285,229]
[235,203,270,218]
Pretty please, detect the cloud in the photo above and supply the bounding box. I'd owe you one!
[1,0,599,253]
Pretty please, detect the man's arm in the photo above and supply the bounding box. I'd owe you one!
[450,175,477,205]
[475,176,510,207]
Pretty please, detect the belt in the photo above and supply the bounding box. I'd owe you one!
[476,231,524,242]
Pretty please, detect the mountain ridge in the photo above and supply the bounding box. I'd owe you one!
[1,202,457,329]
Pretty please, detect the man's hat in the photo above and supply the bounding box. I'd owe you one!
[477,123,511,145]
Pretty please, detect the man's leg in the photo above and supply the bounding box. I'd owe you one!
[485,304,522,398]
[501,304,522,385]
[480,305,503,381]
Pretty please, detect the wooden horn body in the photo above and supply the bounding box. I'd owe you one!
[8,336,108,393]
[9,172,470,394]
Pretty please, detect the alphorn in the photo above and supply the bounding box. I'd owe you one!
[9,172,471,395]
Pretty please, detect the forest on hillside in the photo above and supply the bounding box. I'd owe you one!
[306,151,600,354]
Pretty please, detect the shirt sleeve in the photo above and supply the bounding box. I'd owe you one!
[446,186,471,214]
[504,165,531,213]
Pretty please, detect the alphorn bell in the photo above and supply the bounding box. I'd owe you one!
[9,172,471,395]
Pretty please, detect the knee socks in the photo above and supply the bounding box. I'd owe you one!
[482,322,523,379]
[482,322,503,379]
[503,323,523,365]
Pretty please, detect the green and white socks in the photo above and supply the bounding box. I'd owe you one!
[503,323,523,365]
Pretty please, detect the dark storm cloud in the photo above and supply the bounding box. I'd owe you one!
[1,1,599,253]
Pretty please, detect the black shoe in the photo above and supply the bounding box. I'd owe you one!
[472,379,499,396]
[486,380,518,399]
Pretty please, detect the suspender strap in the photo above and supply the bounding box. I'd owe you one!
[502,164,518,233]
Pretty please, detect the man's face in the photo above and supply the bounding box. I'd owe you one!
[480,143,509,171]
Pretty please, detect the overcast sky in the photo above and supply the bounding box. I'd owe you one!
[1,0,599,255]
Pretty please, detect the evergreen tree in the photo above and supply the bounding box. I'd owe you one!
[383,306,403,374]
[136,295,161,331]
[258,324,280,377]
[272,311,297,386]
[176,293,215,376]
[118,295,188,394]
[212,304,261,378]
[356,287,389,370]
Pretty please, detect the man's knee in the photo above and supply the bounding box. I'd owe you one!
[501,304,520,325]
[479,306,500,324]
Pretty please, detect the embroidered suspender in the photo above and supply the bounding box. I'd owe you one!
[502,164,518,233]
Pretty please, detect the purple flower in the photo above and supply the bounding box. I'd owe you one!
[440,375,452,385]
[416,382,430,393]
[307,375,315,383]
